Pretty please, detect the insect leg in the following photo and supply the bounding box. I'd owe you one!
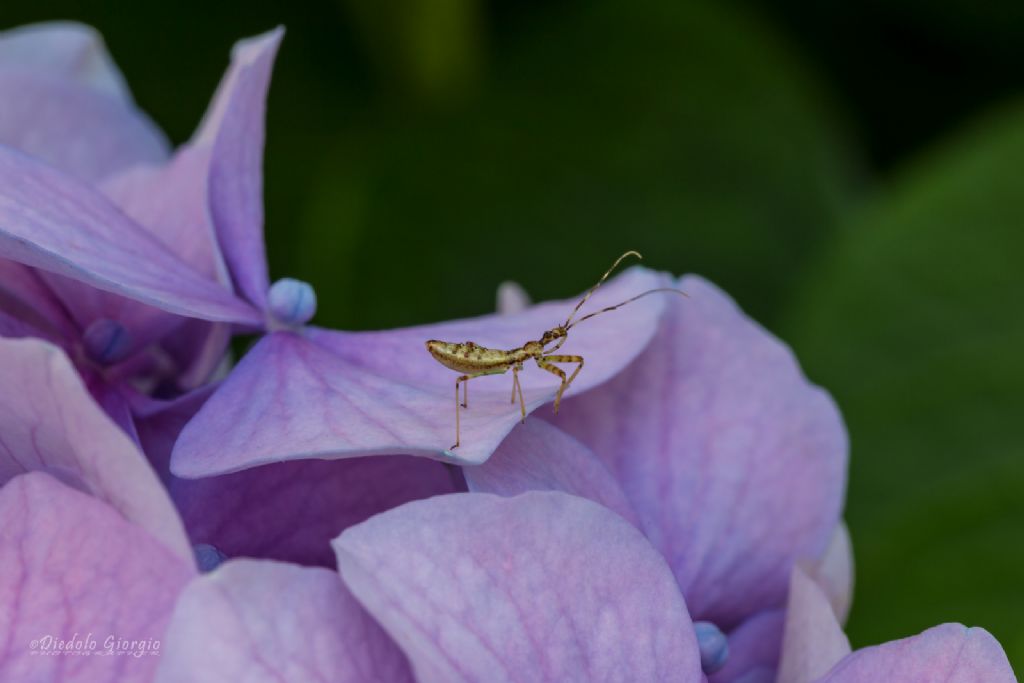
[544,355,585,386]
[536,360,568,413]
[511,366,526,422]
[539,355,585,413]
[451,370,504,450]
[452,374,473,450]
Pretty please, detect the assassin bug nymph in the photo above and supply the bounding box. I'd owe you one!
[425,250,687,450]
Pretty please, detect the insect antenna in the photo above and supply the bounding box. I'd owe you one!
[565,287,688,330]
[563,250,643,328]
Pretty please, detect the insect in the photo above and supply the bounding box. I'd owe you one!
[425,250,687,450]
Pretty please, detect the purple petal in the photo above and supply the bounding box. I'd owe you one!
[334,491,703,683]
[0,71,168,182]
[173,266,670,474]
[0,338,192,559]
[0,23,169,180]
[0,308,46,339]
[135,386,461,566]
[0,22,132,99]
[776,567,851,683]
[731,671,775,683]
[160,316,233,390]
[818,624,1015,683]
[88,375,141,437]
[99,148,234,383]
[0,144,261,324]
[155,559,413,683]
[204,29,283,309]
[101,145,228,283]
[554,275,848,626]
[38,146,236,359]
[464,418,640,528]
[0,260,73,340]
[0,472,194,683]
[173,455,463,567]
[710,610,785,683]
[496,280,531,315]
[130,385,218,482]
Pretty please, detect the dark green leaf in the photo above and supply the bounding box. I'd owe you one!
[293,0,858,330]
[783,103,1024,666]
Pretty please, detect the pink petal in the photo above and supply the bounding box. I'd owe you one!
[172,266,670,474]
[334,491,703,683]
[155,559,413,683]
[204,29,283,309]
[0,338,191,559]
[801,522,854,625]
[0,145,260,324]
[554,275,848,626]
[0,472,195,683]
[464,418,640,528]
[818,624,1015,683]
[0,22,133,99]
[776,567,851,683]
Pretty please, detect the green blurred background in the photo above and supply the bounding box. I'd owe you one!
[5,0,1022,666]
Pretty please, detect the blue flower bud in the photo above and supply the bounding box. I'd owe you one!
[694,620,729,675]
[193,543,227,572]
[82,318,132,365]
[267,278,317,327]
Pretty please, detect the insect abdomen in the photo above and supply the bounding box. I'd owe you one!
[425,340,512,373]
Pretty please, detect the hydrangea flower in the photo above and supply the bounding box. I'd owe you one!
[332,490,1018,683]
[0,22,168,182]
[0,21,1016,683]
[7,336,1010,683]
[775,567,1015,683]
[0,24,459,568]
[451,274,850,681]
[0,22,266,425]
[0,336,414,682]
[0,24,667,473]
[1,25,704,571]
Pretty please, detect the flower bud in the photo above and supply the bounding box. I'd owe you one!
[193,543,227,572]
[267,277,316,327]
[694,620,729,674]
[82,318,132,365]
